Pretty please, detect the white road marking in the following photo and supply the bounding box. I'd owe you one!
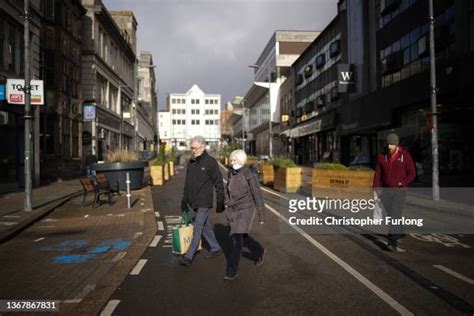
[264,203,413,315]
[150,235,162,247]
[107,214,113,216]
[3,215,20,218]
[130,259,148,275]
[41,218,58,222]
[162,245,172,248]
[141,208,152,212]
[117,214,125,217]
[134,232,143,239]
[34,237,45,242]
[140,203,145,206]
[155,211,160,218]
[111,252,127,263]
[433,265,474,285]
[157,221,164,231]
[100,300,120,316]
[0,222,17,226]
[84,214,89,218]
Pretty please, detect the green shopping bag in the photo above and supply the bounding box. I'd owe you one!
[172,211,201,254]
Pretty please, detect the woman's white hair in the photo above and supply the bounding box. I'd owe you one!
[229,149,247,165]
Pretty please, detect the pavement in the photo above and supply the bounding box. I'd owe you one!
[0,179,84,244]
[0,181,157,315]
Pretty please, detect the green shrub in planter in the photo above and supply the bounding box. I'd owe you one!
[269,157,296,168]
[316,163,348,170]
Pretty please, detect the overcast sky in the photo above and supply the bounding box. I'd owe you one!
[103,0,337,110]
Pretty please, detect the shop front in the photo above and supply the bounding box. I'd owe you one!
[290,110,337,166]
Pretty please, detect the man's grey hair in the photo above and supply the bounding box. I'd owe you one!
[190,135,206,146]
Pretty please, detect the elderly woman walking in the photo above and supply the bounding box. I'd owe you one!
[224,149,266,280]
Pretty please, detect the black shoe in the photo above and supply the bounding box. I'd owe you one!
[178,256,192,267]
[204,250,222,260]
[386,241,397,252]
[223,273,239,281]
[255,249,266,266]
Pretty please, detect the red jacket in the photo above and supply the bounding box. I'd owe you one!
[373,146,416,189]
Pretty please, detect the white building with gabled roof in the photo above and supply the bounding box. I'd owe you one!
[162,84,221,151]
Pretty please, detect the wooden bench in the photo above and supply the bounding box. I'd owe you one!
[95,173,121,197]
[79,177,112,208]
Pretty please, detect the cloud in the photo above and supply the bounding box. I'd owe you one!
[102,0,337,109]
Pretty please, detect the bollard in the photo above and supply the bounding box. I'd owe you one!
[126,172,131,209]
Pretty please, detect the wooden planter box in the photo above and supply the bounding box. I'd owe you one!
[274,167,302,193]
[169,161,175,177]
[312,169,375,200]
[164,162,170,181]
[246,158,258,166]
[258,163,274,186]
[150,165,165,186]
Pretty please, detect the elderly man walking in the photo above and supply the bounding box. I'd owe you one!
[179,136,225,267]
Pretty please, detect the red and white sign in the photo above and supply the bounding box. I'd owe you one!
[6,79,44,105]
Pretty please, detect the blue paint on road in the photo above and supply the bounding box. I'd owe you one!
[40,240,90,252]
[41,239,133,264]
[88,245,112,254]
[53,254,97,264]
[100,240,132,251]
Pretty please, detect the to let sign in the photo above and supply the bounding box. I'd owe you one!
[6,79,44,105]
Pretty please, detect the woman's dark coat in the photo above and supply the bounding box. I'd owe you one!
[225,165,265,235]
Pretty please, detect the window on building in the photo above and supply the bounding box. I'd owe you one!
[191,99,195,104]
[172,109,176,114]
[205,99,209,104]
[7,23,17,72]
[182,109,186,114]
[172,120,176,125]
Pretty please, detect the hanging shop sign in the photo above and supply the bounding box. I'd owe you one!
[6,79,44,105]
[0,84,5,100]
[83,104,96,121]
[337,64,355,93]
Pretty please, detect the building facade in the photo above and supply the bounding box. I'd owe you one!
[243,30,319,157]
[80,0,136,161]
[40,0,86,181]
[165,84,221,151]
[0,0,42,192]
[290,12,347,165]
[137,51,158,153]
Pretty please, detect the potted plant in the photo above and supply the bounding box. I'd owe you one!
[151,157,166,186]
[92,149,147,190]
[270,157,301,193]
[312,163,374,199]
[166,154,175,177]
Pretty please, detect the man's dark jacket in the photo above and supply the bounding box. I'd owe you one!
[182,151,225,212]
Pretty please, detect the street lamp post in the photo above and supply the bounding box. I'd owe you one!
[23,0,33,212]
[248,63,273,158]
[429,0,440,200]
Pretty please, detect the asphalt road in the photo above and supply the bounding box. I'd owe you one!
[106,161,474,316]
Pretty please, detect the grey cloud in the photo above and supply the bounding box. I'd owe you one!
[103,0,337,109]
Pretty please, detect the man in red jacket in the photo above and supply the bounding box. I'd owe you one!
[373,133,416,251]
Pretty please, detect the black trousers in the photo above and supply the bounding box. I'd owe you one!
[227,233,264,276]
[382,189,407,245]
